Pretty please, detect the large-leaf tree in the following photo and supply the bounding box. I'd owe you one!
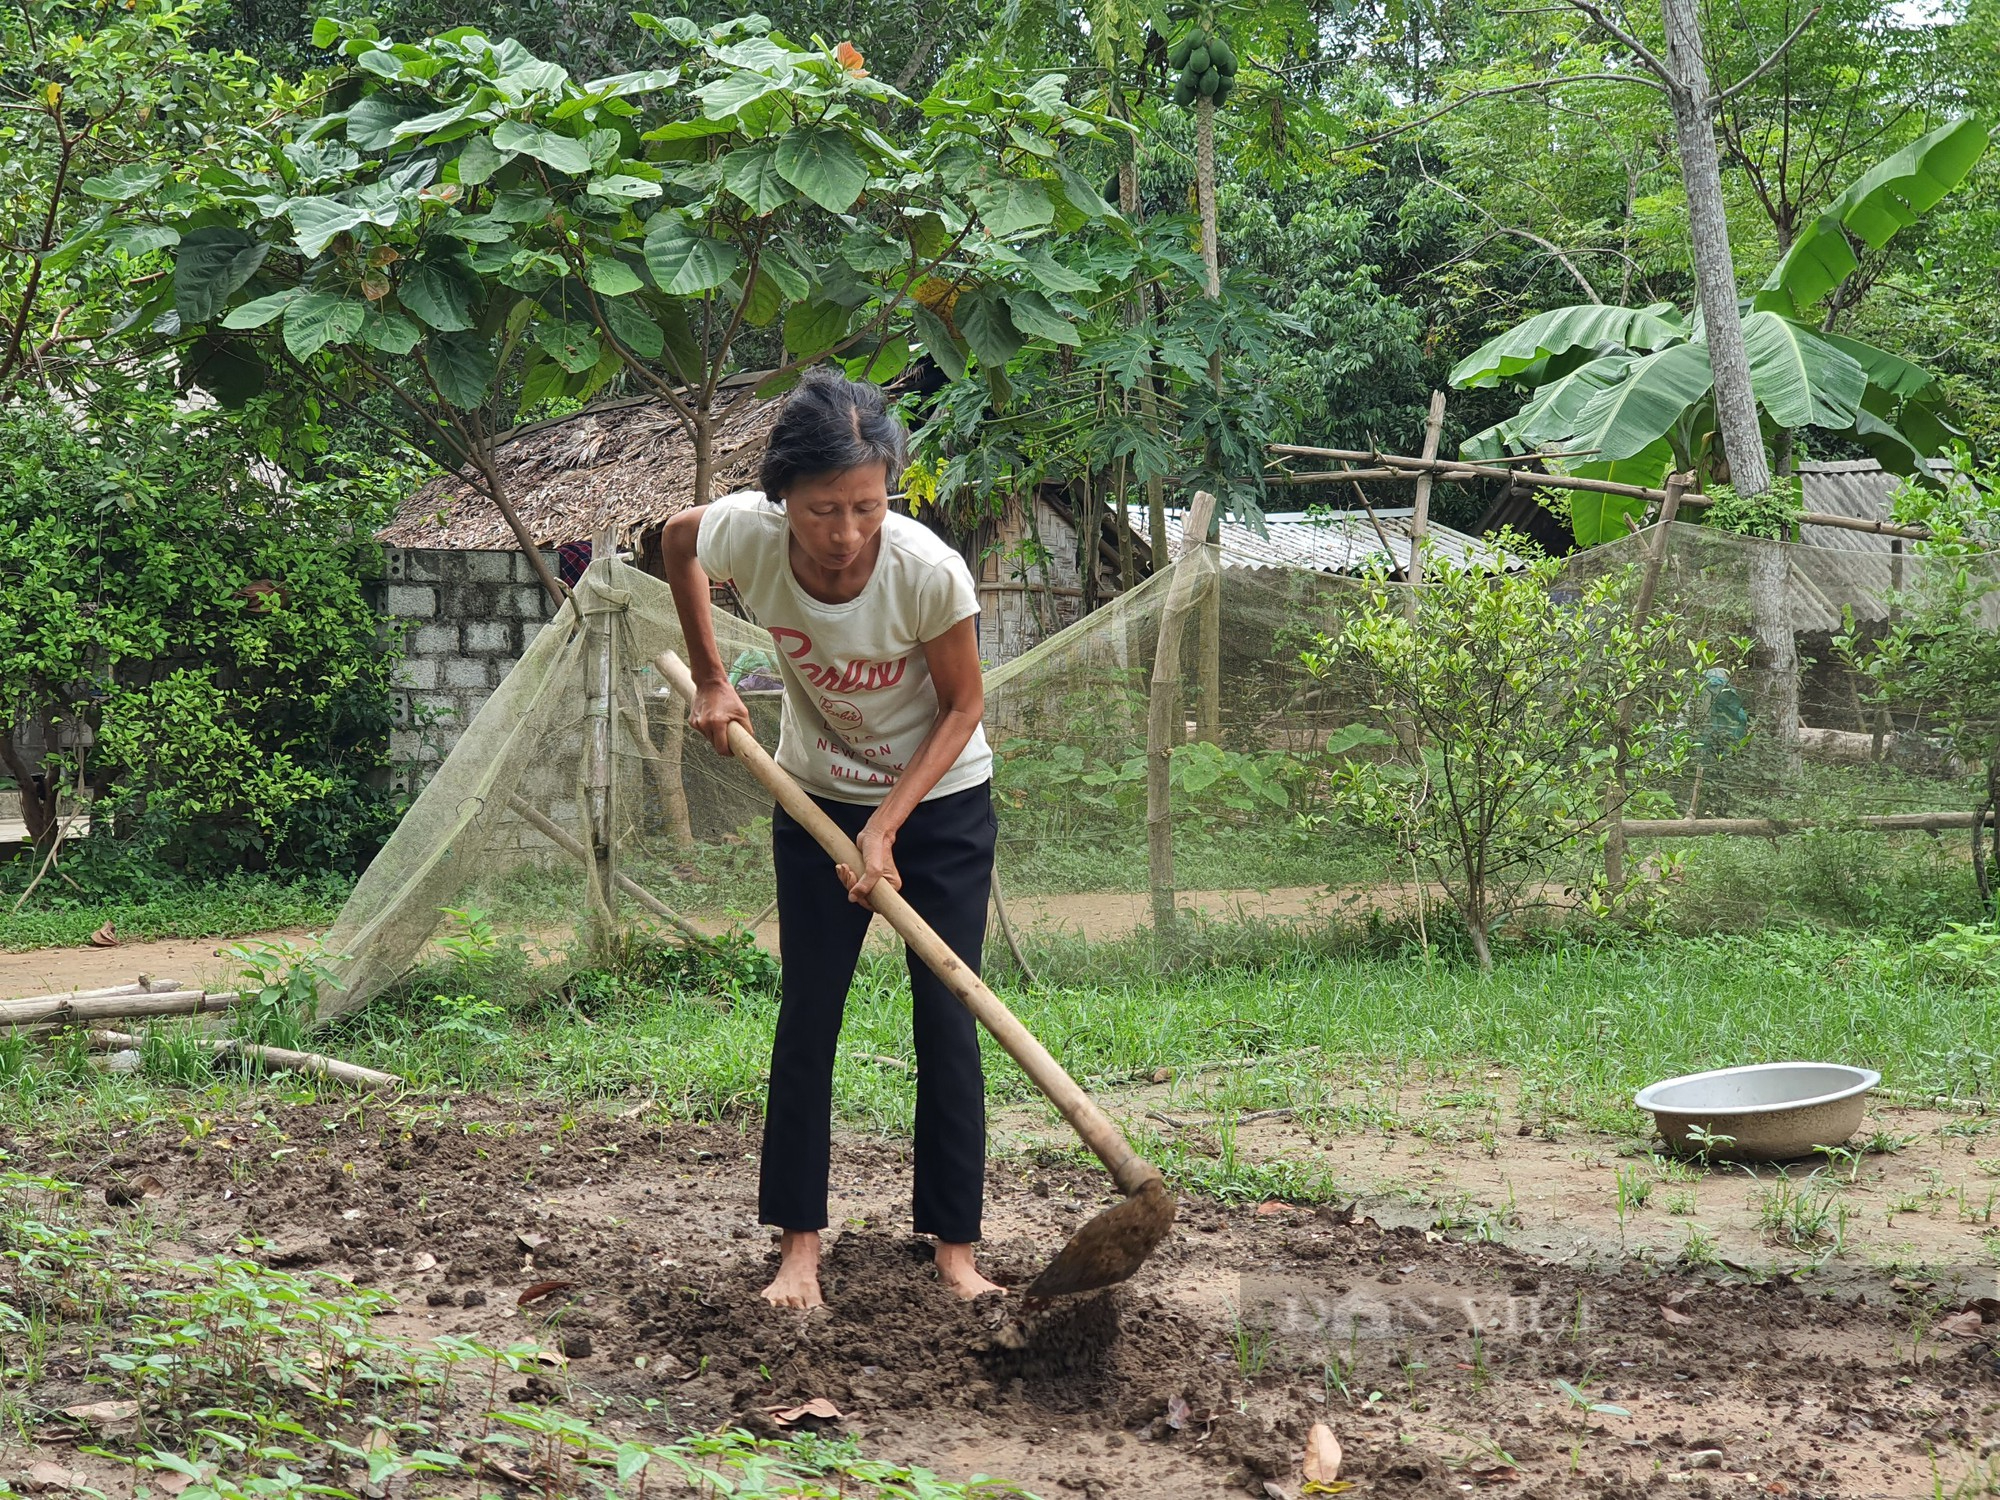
[1451,117,1990,545]
[135,17,1128,600]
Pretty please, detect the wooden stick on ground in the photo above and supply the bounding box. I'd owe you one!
[3,979,182,1008]
[86,1029,402,1090]
[1,990,240,1029]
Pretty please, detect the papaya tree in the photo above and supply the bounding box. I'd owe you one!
[132,16,1128,600]
[1450,116,1991,544]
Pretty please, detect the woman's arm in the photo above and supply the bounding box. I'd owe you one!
[841,615,985,905]
[662,506,752,756]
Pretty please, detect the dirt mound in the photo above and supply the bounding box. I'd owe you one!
[621,1228,1217,1424]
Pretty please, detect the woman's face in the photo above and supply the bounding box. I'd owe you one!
[784,464,890,574]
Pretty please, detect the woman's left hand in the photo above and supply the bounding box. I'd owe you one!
[837,822,902,907]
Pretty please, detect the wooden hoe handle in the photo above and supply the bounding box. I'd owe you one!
[656,651,1159,1197]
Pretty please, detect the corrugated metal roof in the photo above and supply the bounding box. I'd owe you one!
[1796,459,1949,553]
[1162,506,1520,574]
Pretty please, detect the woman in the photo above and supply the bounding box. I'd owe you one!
[662,369,1002,1309]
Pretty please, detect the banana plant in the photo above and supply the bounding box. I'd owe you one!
[1450,117,1989,544]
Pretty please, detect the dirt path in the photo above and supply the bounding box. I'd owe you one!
[0,881,1426,1000]
[0,930,313,1001]
[7,1097,1997,1499]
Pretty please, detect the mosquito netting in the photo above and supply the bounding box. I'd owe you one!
[317,518,1999,1019]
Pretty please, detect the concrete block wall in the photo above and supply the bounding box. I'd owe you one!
[378,547,560,788]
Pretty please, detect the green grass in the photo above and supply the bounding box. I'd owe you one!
[0,872,353,951]
[9,921,1994,1160]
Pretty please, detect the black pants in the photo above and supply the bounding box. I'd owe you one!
[761,781,995,1243]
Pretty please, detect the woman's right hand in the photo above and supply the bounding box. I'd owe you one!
[691,679,753,756]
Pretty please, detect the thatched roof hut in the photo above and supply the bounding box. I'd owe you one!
[376,380,779,560]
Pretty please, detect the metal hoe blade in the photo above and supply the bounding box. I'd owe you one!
[1024,1176,1177,1300]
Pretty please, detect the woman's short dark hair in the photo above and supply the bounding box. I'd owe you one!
[759,367,907,503]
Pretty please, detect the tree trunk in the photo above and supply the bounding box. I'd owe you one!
[692,411,715,509]
[1976,760,1997,914]
[1195,95,1222,392]
[1114,111,1169,578]
[1659,0,1770,500]
[1748,539,1802,775]
[0,718,64,859]
[1193,94,1223,742]
[1465,904,1494,974]
[467,428,565,608]
[1115,453,1135,595]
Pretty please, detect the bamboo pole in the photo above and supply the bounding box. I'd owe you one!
[1407,392,1446,591]
[1,990,239,1029]
[1262,469,1406,485]
[1197,546,1221,745]
[85,1029,401,1090]
[1266,443,1937,542]
[1605,473,1689,890]
[1620,810,1994,838]
[3,979,182,1008]
[506,794,708,942]
[1270,443,1673,502]
[1146,491,1219,943]
[1871,538,1903,764]
[584,525,619,950]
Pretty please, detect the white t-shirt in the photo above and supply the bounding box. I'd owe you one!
[696,490,993,805]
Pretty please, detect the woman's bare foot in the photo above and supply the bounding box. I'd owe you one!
[761,1229,824,1309]
[934,1241,1005,1299]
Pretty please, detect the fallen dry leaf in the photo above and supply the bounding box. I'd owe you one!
[62,1400,138,1425]
[1937,1308,1987,1339]
[766,1397,844,1427]
[518,1279,573,1306]
[1165,1393,1192,1431]
[1659,1304,1695,1327]
[517,1230,550,1251]
[19,1462,82,1493]
[156,1471,204,1495]
[410,1251,437,1272]
[89,922,120,948]
[1302,1422,1342,1485]
[1255,1201,1288,1217]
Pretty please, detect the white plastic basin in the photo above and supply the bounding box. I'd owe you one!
[1634,1061,1881,1162]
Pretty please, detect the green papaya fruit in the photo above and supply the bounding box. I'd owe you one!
[1198,65,1220,97]
[1172,76,1197,107]
[1213,74,1234,102]
[1210,38,1236,74]
[1168,31,1194,67]
[1187,44,1210,74]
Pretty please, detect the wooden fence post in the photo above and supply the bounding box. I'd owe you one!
[1147,491,1219,944]
[1604,472,1687,892]
[1407,391,1446,591]
[584,524,619,950]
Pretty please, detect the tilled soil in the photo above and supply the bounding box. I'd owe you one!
[6,1098,1999,1499]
